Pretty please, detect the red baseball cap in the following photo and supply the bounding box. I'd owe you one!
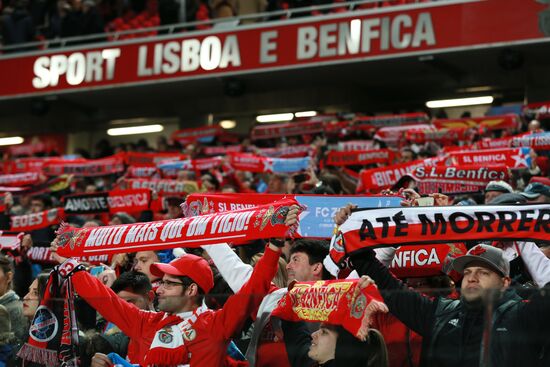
[150,254,214,293]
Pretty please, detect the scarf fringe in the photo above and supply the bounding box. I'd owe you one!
[17,343,58,367]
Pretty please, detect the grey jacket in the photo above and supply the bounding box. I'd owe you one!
[0,290,27,342]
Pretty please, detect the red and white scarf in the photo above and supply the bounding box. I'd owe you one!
[433,114,520,130]
[407,164,509,195]
[272,280,385,340]
[119,178,199,196]
[358,159,426,192]
[62,189,153,215]
[56,199,301,258]
[0,172,41,187]
[122,152,188,167]
[43,156,125,177]
[448,148,531,168]
[325,149,395,167]
[145,304,208,366]
[329,205,550,265]
[10,208,64,232]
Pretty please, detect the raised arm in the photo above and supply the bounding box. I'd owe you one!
[202,243,253,293]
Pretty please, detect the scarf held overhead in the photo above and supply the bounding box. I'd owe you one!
[56,198,300,258]
[228,153,311,173]
[271,280,384,340]
[17,268,80,367]
[329,205,550,265]
[184,193,402,238]
[63,189,153,215]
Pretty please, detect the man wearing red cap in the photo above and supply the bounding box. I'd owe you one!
[53,206,299,367]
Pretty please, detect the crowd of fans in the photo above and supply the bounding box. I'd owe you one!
[0,109,549,367]
[0,0,426,49]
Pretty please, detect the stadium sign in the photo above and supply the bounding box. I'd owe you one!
[0,0,546,99]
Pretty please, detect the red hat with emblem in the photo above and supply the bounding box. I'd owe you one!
[150,254,214,293]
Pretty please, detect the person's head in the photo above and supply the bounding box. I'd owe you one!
[30,195,51,213]
[200,173,219,192]
[82,219,104,228]
[22,271,50,318]
[164,197,183,219]
[484,180,513,204]
[452,244,511,304]
[133,251,161,282]
[111,271,153,310]
[400,148,416,163]
[286,240,329,284]
[109,212,136,226]
[528,119,541,132]
[520,182,550,203]
[0,255,14,297]
[150,254,214,314]
[268,174,289,194]
[308,324,388,367]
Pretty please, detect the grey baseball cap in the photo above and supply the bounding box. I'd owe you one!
[452,244,509,277]
[520,182,550,199]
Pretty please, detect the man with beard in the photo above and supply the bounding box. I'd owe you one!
[349,244,550,367]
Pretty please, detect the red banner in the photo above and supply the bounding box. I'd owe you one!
[120,178,199,196]
[390,244,467,278]
[523,101,550,119]
[448,148,531,168]
[255,145,313,158]
[474,137,513,150]
[56,199,299,257]
[43,156,125,177]
[63,189,153,214]
[408,164,509,194]
[433,114,520,130]
[272,280,383,340]
[511,132,550,150]
[10,208,64,232]
[251,120,324,140]
[336,140,376,152]
[171,126,223,144]
[331,205,550,265]
[405,127,473,144]
[2,157,52,174]
[326,149,395,167]
[0,172,41,187]
[123,152,187,167]
[354,113,429,129]
[203,145,242,156]
[126,166,160,178]
[0,0,546,99]
[26,246,110,265]
[0,232,23,251]
[374,124,433,145]
[359,160,426,191]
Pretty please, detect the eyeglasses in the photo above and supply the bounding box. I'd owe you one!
[158,280,185,289]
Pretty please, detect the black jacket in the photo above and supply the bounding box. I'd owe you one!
[350,249,550,367]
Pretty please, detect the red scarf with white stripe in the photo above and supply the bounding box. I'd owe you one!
[329,205,550,266]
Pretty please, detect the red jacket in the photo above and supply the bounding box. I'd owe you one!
[73,246,280,367]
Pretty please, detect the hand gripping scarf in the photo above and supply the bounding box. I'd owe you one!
[17,260,83,367]
[271,280,386,340]
[56,199,301,258]
[328,204,550,266]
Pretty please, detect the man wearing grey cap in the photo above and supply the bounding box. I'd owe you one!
[349,243,550,367]
[521,182,550,204]
[484,180,514,204]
